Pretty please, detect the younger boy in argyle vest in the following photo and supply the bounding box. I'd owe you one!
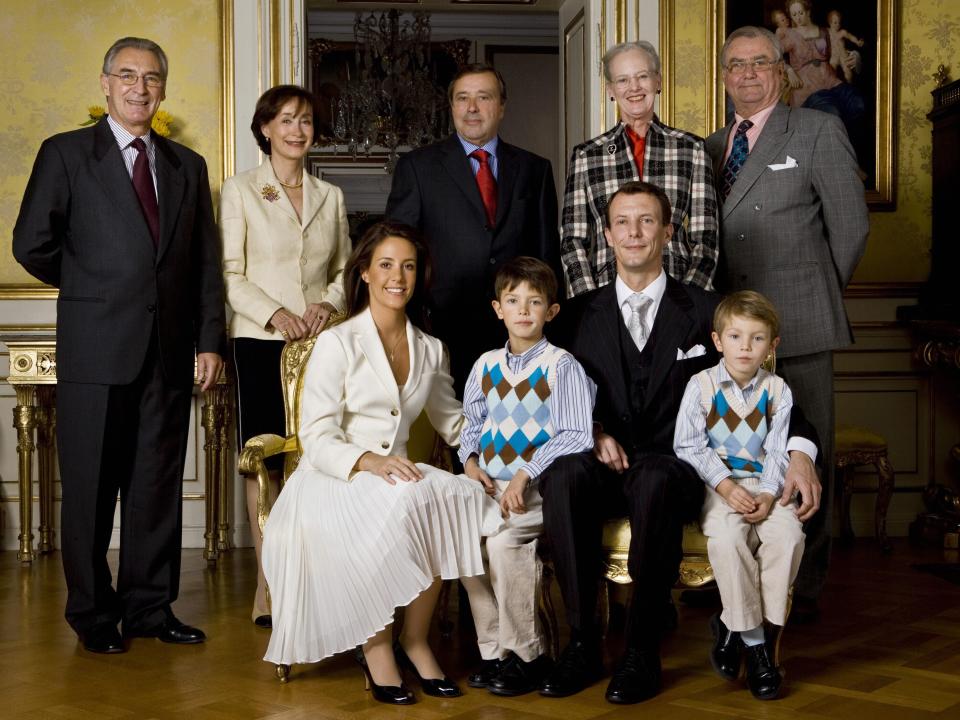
[673,291,805,701]
[458,257,596,696]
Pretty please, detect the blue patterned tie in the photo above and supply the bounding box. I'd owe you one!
[720,119,754,200]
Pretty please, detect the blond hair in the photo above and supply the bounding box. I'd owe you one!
[713,291,780,338]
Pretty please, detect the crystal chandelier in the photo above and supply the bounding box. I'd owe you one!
[324,10,451,173]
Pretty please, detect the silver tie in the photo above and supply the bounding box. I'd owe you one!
[626,292,652,350]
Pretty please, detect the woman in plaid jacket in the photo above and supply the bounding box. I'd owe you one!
[561,41,719,297]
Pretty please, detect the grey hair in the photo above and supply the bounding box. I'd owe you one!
[102,37,168,80]
[601,41,661,82]
[719,26,783,68]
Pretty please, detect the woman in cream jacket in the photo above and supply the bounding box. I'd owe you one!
[219,85,350,627]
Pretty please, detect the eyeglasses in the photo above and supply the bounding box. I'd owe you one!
[611,72,657,90]
[725,58,778,75]
[106,71,165,88]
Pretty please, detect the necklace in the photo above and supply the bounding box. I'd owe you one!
[277,174,303,189]
[388,332,407,363]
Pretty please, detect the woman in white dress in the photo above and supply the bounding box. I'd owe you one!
[262,221,501,704]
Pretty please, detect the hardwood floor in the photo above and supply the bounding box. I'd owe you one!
[5,539,960,718]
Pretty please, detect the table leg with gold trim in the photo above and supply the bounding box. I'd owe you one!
[35,386,56,553]
[13,386,37,563]
[201,374,233,566]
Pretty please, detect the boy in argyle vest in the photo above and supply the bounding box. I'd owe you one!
[674,291,805,701]
[458,257,596,696]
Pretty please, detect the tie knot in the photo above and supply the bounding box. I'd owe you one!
[469,148,490,163]
[130,137,147,153]
[736,119,754,136]
[626,292,650,313]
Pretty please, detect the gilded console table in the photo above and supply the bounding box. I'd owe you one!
[2,336,234,565]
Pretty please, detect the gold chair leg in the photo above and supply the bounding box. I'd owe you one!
[875,453,895,553]
[276,664,290,682]
[538,562,560,659]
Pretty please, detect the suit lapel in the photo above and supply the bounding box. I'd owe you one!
[707,122,733,179]
[255,160,301,226]
[440,135,488,226]
[588,285,629,405]
[300,175,329,231]
[723,103,793,218]
[644,277,693,406]
[355,309,401,404]
[401,319,425,400]
[153,135,184,263]
[92,119,156,256]
[494,140,517,229]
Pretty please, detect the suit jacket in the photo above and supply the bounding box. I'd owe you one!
[13,117,225,386]
[297,308,464,481]
[385,134,560,388]
[561,118,719,296]
[562,276,720,455]
[705,103,868,358]
[220,160,350,340]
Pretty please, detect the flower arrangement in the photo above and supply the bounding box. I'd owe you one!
[81,105,176,138]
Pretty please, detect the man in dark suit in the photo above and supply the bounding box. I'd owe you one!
[705,26,869,620]
[385,63,560,395]
[539,181,819,704]
[13,37,226,654]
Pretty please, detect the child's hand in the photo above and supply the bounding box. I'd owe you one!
[716,479,758,515]
[744,493,775,523]
[464,456,496,496]
[500,470,530,518]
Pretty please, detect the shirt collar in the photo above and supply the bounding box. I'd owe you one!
[734,99,778,126]
[106,114,153,152]
[716,360,768,392]
[615,270,667,309]
[505,335,547,362]
[458,134,499,158]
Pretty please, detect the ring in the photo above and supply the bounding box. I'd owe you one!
[280,330,289,338]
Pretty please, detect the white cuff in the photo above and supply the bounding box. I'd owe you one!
[786,436,818,465]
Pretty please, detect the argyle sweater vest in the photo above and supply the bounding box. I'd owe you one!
[476,345,565,481]
[695,366,785,479]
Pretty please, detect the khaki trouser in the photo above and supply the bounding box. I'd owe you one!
[461,479,545,662]
[700,477,805,631]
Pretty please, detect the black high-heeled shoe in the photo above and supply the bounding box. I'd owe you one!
[354,646,415,705]
[393,640,462,698]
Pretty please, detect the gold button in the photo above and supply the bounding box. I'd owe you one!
[381,441,389,449]
[391,409,399,416]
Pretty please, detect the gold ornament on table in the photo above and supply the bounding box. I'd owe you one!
[80,105,176,138]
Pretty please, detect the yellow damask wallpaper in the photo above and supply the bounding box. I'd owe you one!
[0,0,222,286]
[664,0,959,284]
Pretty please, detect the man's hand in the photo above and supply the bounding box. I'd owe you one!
[594,431,629,473]
[716,478,757,515]
[782,450,821,522]
[743,492,775,524]
[196,353,223,392]
[500,470,530,518]
[464,456,496,496]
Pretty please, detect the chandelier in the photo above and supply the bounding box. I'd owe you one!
[324,10,452,172]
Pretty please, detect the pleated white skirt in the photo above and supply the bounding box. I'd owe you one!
[262,462,502,665]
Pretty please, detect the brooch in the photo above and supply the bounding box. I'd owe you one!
[607,143,617,154]
[260,184,281,202]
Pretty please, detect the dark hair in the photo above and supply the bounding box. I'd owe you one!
[447,63,508,104]
[714,290,781,338]
[103,37,168,80]
[250,85,321,155]
[604,180,673,227]
[344,221,432,327]
[494,257,559,306]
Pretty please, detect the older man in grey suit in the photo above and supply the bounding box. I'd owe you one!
[705,26,868,620]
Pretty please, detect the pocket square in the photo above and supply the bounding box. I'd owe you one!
[768,155,798,171]
[677,344,706,360]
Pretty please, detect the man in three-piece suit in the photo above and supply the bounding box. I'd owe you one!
[13,37,226,654]
[705,26,869,619]
[538,181,820,705]
[385,63,560,395]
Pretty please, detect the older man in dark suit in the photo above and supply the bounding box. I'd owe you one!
[14,37,225,654]
[705,26,869,621]
[385,63,560,395]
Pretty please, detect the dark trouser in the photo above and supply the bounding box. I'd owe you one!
[540,450,703,650]
[57,332,193,635]
[777,351,834,602]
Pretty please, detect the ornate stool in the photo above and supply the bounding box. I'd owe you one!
[834,425,895,553]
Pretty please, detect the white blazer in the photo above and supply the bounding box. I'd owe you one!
[298,308,464,481]
[220,160,351,340]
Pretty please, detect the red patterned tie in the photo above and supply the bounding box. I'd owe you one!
[624,125,646,171]
[469,149,497,228]
[130,138,159,247]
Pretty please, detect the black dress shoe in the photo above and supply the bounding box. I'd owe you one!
[254,614,272,629]
[745,643,783,700]
[605,647,661,704]
[539,639,603,698]
[81,623,125,654]
[393,641,462,697]
[468,658,502,688]
[126,616,206,644]
[709,612,743,680]
[488,654,553,696]
[355,647,415,705]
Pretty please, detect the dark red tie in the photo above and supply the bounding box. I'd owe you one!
[130,138,159,247]
[469,149,497,228]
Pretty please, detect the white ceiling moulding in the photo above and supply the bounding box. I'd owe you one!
[309,9,558,41]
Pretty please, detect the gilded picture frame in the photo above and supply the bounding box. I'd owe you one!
[718,0,897,210]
